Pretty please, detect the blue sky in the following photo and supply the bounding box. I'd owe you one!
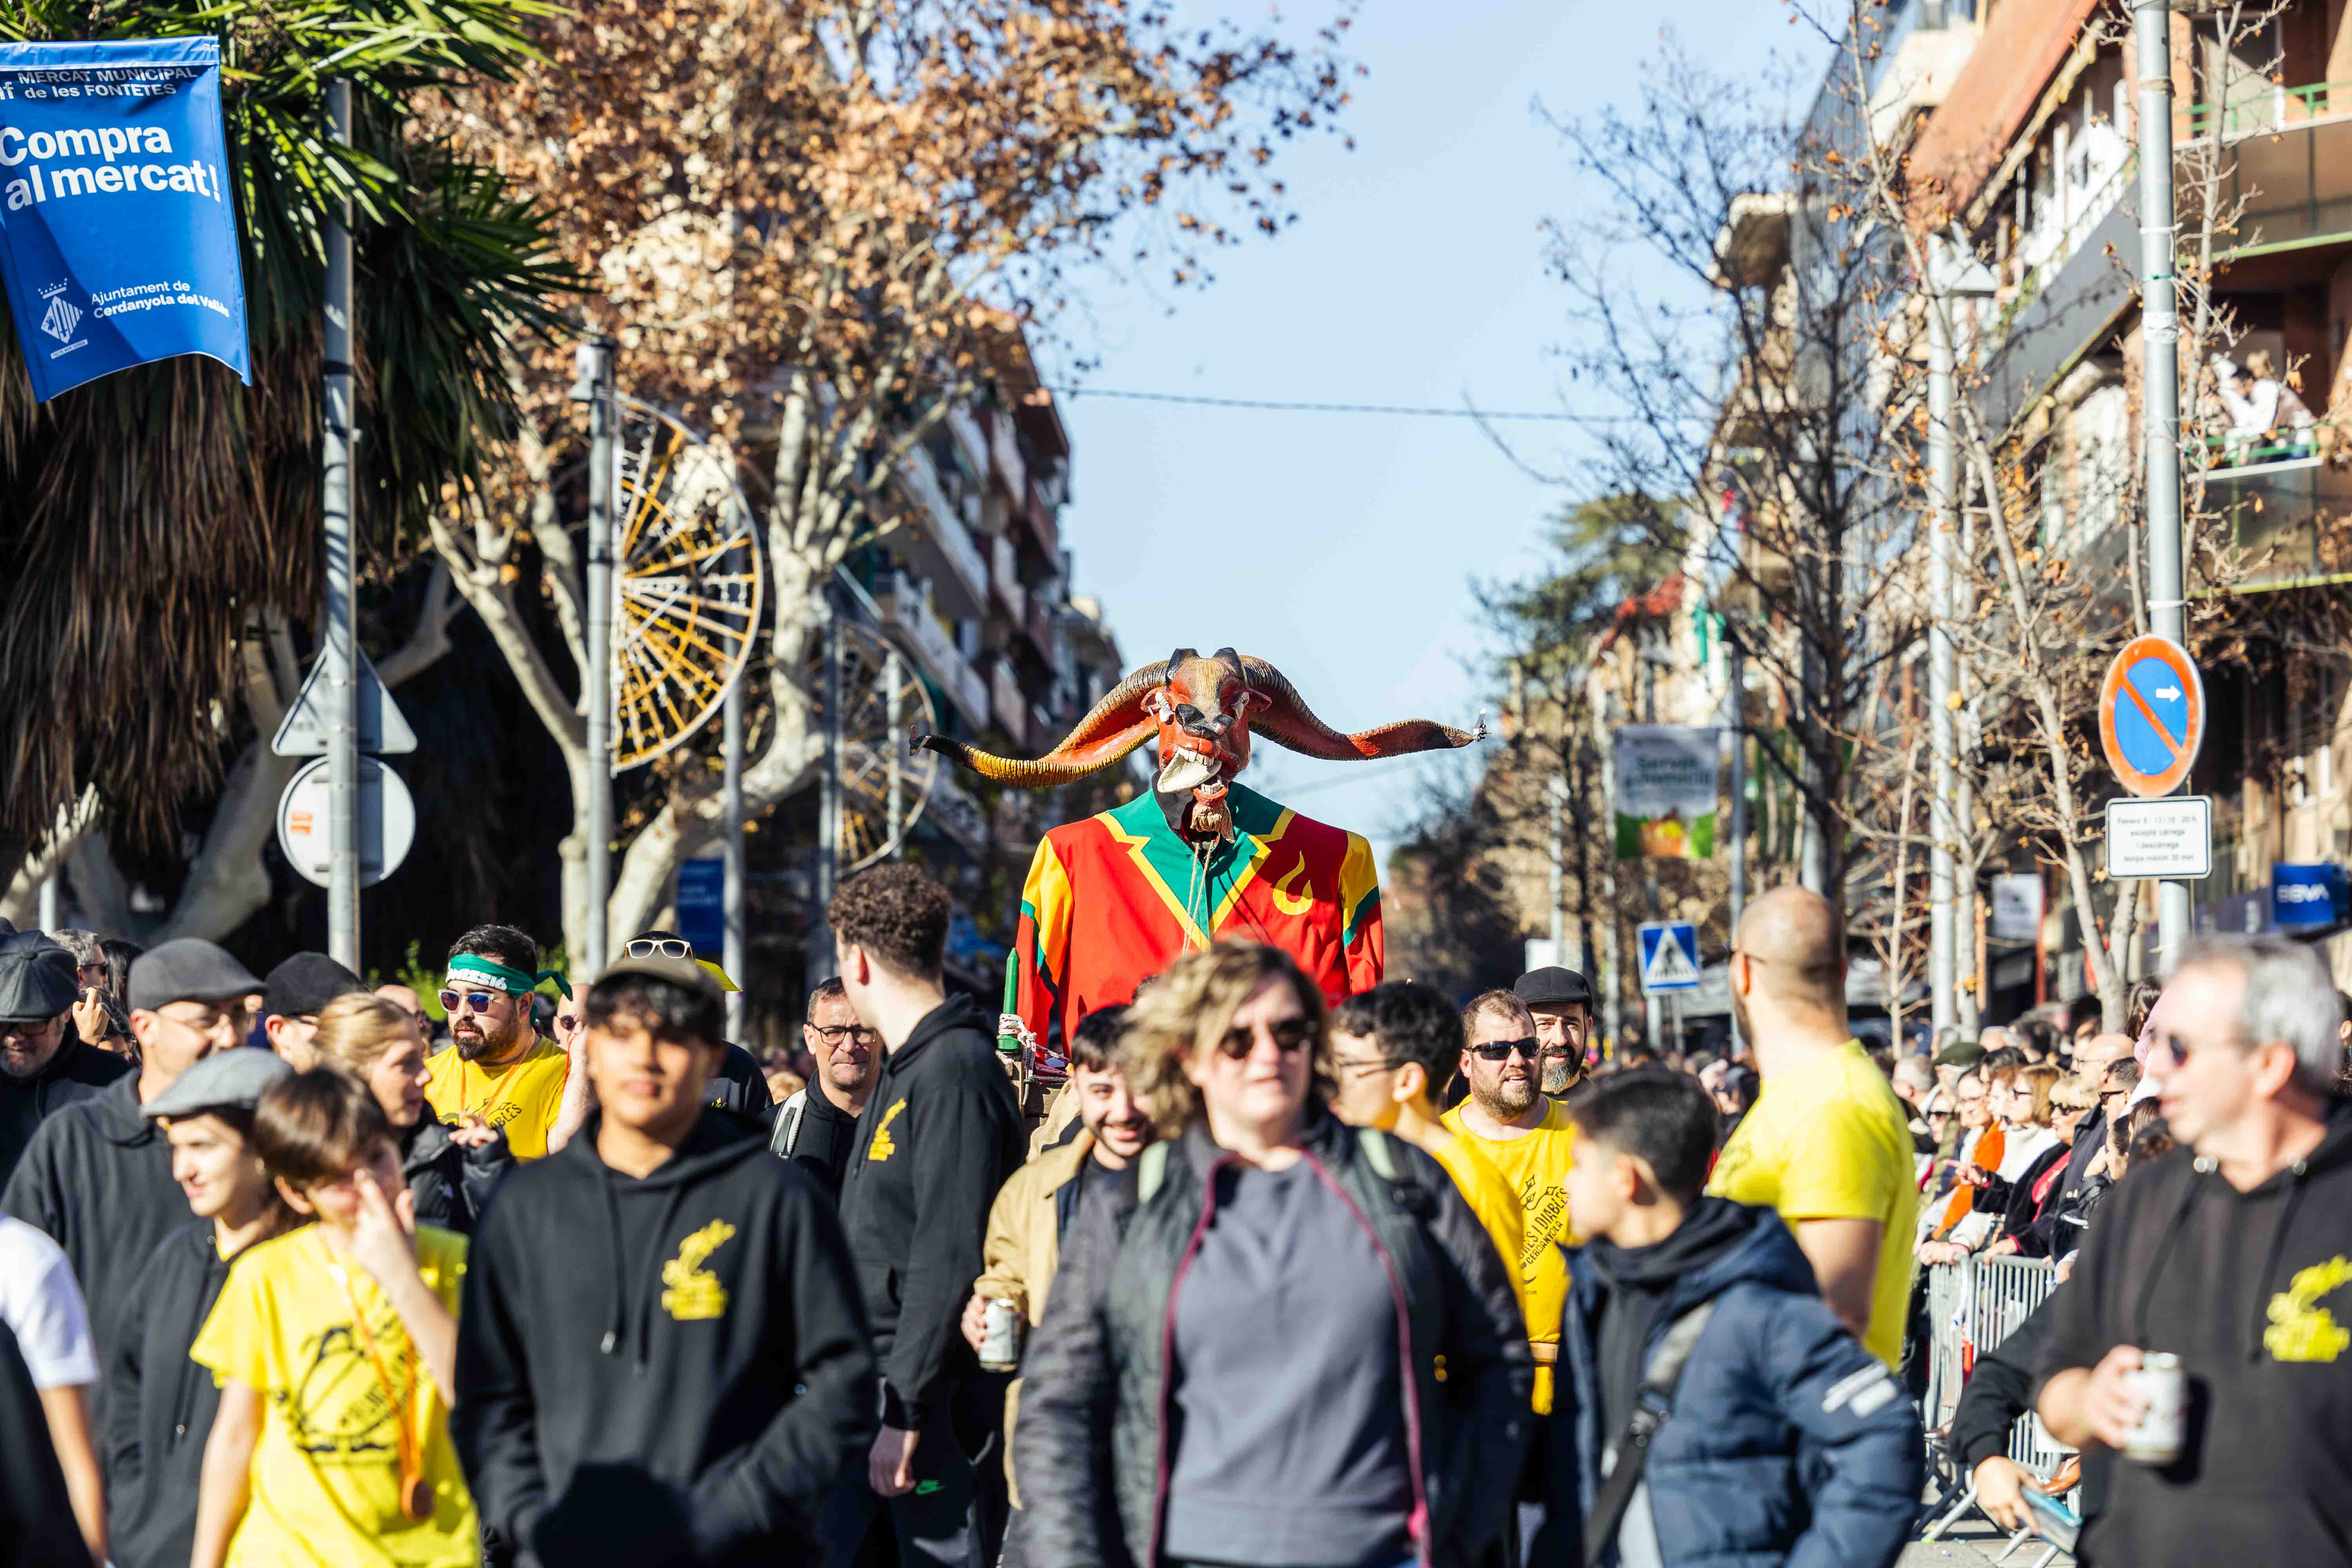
[1051,0,1824,866]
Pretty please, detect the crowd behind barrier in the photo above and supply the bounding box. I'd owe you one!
[1920,1256,2068,1477]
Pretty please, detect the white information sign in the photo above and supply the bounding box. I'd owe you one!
[1989,873,2045,943]
[2105,796,2213,880]
[275,756,417,889]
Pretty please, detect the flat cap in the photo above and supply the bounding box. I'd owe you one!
[142,1048,291,1121]
[0,931,76,1023]
[265,952,365,1021]
[1933,1040,1986,1069]
[594,951,723,1005]
[1514,966,1595,1009]
[128,938,262,1013]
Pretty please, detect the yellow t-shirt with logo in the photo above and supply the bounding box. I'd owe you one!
[1440,1098,1577,1413]
[424,1038,570,1160]
[1707,1039,1918,1368]
[190,1224,475,1568]
[1432,1132,1532,1325]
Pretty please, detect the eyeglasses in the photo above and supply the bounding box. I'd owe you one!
[1216,1016,1314,1060]
[2053,1100,2096,1114]
[437,989,506,1016]
[1470,1037,1541,1062]
[1330,1053,1402,1076]
[809,1023,879,1047]
[626,938,693,961]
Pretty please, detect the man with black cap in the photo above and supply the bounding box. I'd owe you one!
[2,938,259,1430]
[1515,965,1595,1098]
[0,927,131,1189]
[258,952,365,1069]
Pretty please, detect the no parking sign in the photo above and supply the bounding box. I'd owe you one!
[2098,635,2204,798]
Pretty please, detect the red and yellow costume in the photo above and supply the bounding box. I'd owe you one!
[1014,780,1382,1049]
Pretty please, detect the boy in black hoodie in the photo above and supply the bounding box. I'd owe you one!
[2037,935,2352,1568]
[1533,1069,1920,1568]
[452,951,878,1567]
[827,864,1025,1568]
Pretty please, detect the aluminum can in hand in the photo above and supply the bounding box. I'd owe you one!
[2122,1352,2185,1465]
[980,1296,1025,1372]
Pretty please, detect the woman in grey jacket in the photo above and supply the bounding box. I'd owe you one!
[1014,943,1533,1568]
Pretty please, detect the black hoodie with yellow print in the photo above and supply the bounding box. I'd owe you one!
[453,1110,878,1567]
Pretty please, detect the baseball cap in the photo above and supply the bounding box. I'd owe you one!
[264,952,366,1021]
[127,939,262,1013]
[1514,966,1595,1010]
[595,951,724,1006]
[622,929,739,993]
[0,931,76,1024]
[141,1048,293,1122]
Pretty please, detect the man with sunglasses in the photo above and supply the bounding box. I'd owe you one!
[771,977,877,1198]
[1441,989,1577,1417]
[4,938,258,1435]
[2038,936,2352,1568]
[422,923,590,1161]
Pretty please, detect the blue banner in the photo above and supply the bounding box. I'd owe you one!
[0,37,248,402]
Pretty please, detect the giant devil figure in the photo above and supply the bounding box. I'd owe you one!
[918,648,1481,1051]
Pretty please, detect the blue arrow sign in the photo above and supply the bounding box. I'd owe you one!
[2113,654,2192,781]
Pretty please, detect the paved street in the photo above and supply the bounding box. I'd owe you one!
[1902,1517,2070,1567]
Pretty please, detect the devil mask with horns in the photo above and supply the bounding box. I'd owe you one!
[924,648,1484,1058]
[917,647,1483,841]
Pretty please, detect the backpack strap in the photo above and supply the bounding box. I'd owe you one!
[1583,1299,1719,1565]
[1137,1140,1171,1203]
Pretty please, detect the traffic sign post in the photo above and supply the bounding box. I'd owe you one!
[2099,634,2206,962]
[1638,920,1701,996]
[276,756,416,889]
[2105,797,2212,880]
[271,648,419,758]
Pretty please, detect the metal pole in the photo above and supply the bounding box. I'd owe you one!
[1727,637,1748,1058]
[581,336,616,980]
[323,78,359,971]
[723,663,745,1041]
[37,871,59,933]
[819,598,842,906]
[2136,0,2193,960]
[1643,657,1662,1048]
[886,651,905,849]
[1927,236,1959,1036]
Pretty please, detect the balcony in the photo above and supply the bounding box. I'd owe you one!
[944,404,990,494]
[1018,477,1059,560]
[990,659,1029,751]
[988,408,1026,500]
[2192,84,2352,260]
[897,446,989,619]
[2198,430,2352,592]
[878,573,988,730]
[1022,594,1057,664]
[926,768,989,856]
[989,533,1026,622]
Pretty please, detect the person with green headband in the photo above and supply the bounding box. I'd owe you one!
[421,925,589,1162]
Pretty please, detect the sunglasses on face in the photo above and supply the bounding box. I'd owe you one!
[1216,1016,1314,1060]
[437,989,506,1016]
[626,938,693,961]
[1470,1037,1540,1062]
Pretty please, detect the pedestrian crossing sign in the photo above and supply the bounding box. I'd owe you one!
[1638,921,1700,995]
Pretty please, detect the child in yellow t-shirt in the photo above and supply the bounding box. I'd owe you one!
[190,1069,478,1568]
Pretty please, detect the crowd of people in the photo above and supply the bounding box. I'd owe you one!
[0,867,2347,1568]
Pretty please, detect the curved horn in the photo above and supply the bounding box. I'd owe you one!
[913,719,1158,786]
[1239,656,1486,760]
[909,655,1174,788]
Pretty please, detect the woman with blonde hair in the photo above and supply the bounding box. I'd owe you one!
[1016,942,1533,1568]
[311,991,511,1235]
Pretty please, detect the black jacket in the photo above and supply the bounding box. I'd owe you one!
[1947,1290,2109,1528]
[707,1043,776,1128]
[0,1036,130,1191]
[0,1319,91,1568]
[403,1116,515,1236]
[837,993,1025,1430]
[0,1073,187,1431]
[1015,1114,1534,1568]
[452,1110,878,1568]
[2036,1095,2352,1567]
[102,1222,241,1568]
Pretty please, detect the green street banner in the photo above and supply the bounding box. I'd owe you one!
[1613,725,1720,860]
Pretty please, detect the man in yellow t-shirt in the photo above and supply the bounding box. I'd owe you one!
[422,926,586,1161]
[1438,989,1575,1415]
[190,1068,475,1568]
[1707,885,1918,1368]
[1327,983,1532,1330]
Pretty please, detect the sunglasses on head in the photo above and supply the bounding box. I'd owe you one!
[437,989,505,1016]
[1216,1016,1314,1060]
[1470,1037,1540,1062]
[626,938,693,961]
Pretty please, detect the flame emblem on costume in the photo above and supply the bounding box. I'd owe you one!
[1271,854,1316,916]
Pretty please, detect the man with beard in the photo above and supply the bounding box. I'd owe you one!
[1706,885,1916,1368]
[770,978,877,1200]
[1514,966,1594,1097]
[0,928,129,1190]
[1441,988,1577,1417]
[422,924,591,1160]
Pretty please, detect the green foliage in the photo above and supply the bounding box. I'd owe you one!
[1483,493,1684,668]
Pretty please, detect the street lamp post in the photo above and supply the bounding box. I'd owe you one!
[571,338,617,980]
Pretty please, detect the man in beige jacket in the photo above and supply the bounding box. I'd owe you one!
[960,1006,1150,1562]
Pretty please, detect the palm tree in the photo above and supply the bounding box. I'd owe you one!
[0,1,572,864]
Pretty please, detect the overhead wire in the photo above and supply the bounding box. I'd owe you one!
[1040,384,1637,422]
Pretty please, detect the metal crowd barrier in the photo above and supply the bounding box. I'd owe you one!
[1921,1254,2068,1470]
